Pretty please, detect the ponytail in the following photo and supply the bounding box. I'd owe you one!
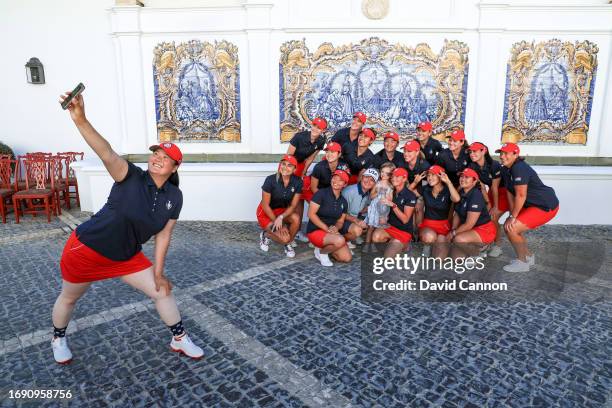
[168,171,179,187]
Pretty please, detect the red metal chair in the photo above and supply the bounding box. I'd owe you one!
[57,152,83,207]
[12,157,57,223]
[0,159,17,223]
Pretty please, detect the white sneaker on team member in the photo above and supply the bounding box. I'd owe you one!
[295,231,309,243]
[526,254,535,266]
[347,241,356,249]
[284,244,296,258]
[170,333,204,359]
[503,259,530,272]
[487,244,503,258]
[314,248,333,267]
[51,336,72,364]
[289,240,298,248]
[259,231,270,252]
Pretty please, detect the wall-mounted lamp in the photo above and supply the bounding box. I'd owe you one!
[25,57,45,84]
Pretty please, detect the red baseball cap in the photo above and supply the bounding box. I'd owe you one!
[495,143,520,155]
[383,131,400,142]
[459,168,480,181]
[333,169,350,184]
[361,128,376,141]
[324,142,342,153]
[312,117,328,131]
[417,121,432,131]
[281,154,298,167]
[353,112,367,124]
[149,142,183,165]
[468,142,487,152]
[447,129,466,141]
[392,167,409,178]
[428,165,444,175]
[401,140,420,152]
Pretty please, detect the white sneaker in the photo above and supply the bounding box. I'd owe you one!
[314,248,333,267]
[51,336,72,364]
[170,333,204,359]
[503,259,530,272]
[295,231,309,243]
[284,244,296,258]
[289,240,298,248]
[487,244,503,258]
[526,254,535,266]
[422,245,431,257]
[259,231,270,252]
[347,241,356,249]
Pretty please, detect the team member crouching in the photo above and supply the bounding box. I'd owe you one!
[448,168,497,259]
[304,142,349,202]
[343,128,380,184]
[257,155,303,258]
[372,168,417,258]
[497,143,559,272]
[307,170,353,266]
[416,165,460,258]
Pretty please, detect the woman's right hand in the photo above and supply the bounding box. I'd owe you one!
[60,92,86,125]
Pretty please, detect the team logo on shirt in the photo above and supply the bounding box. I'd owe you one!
[166,200,173,210]
[361,160,366,166]
[400,199,405,205]
[515,177,522,181]
[463,160,467,166]
[471,204,478,209]
[463,202,467,208]
[291,187,295,193]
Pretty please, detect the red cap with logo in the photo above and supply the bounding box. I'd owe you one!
[281,154,298,167]
[495,143,520,155]
[459,168,480,181]
[468,142,487,152]
[428,165,444,175]
[333,169,350,184]
[401,140,421,152]
[447,129,466,141]
[383,131,400,142]
[353,112,367,124]
[392,167,409,178]
[417,121,432,131]
[149,142,183,165]
[324,142,342,153]
[312,117,328,131]
[361,128,376,141]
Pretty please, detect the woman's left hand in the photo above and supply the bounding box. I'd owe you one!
[155,274,173,295]
[272,216,284,232]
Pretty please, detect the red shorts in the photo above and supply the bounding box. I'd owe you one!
[489,187,509,213]
[307,230,327,248]
[384,226,412,244]
[517,205,559,229]
[348,174,359,185]
[256,204,285,229]
[472,221,497,244]
[60,231,152,284]
[302,176,313,202]
[295,161,306,177]
[419,218,451,236]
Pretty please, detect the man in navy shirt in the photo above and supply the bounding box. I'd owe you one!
[416,121,443,165]
[375,131,405,168]
[331,111,367,151]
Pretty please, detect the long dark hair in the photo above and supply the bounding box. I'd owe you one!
[168,170,179,187]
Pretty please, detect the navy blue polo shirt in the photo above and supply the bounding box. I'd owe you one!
[375,149,405,169]
[422,185,452,221]
[468,160,503,187]
[343,145,380,175]
[404,157,431,185]
[505,160,559,211]
[456,187,490,227]
[289,131,326,163]
[436,148,471,186]
[261,174,303,209]
[388,187,417,233]
[310,159,349,190]
[76,162,183,261]
[420,137,443,165]
[306,187,348,233]
[331,127,359,149]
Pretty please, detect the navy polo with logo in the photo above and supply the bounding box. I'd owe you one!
[310,159,349,190]
[375,149,405,169]
[505,160,559,211]
[261,174,303,209]
[306,187,348,233]
[76,162,183,261]
[436,148,471,186]
[456,187,491,226]
[421,137,443,165]
[422,185,452,220]
[388,187,417,233]
[468,160,503,187]
[289,131,326,163]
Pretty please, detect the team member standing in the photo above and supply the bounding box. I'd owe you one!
[416,121,443,165]
[436,129,470,186]
[305,142,349,202]
[448,168,497,259]
[257,155,303,258]
[307,170,353,266]
[467,142,506,257]
[375,131,405,168]
[331,111,367,151]
[402,139,431,227]
[497,143,559,272]
[372,168,417,258]
[52,93,203,364]
[343,128,380,184]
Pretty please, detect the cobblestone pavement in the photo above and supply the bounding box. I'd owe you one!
[0,210,610,407]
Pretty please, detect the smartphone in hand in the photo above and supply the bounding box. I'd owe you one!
[61,83,85,110]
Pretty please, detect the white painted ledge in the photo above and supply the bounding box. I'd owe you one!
[72,160,612,224]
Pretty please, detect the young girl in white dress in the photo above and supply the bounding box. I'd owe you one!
[364,162,395,252]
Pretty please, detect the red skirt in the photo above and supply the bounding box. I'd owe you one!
[302,176,313,202]
[256,204,285,229]
[517,205,559,229]
[384,225,412,244]
[489,187,509,213]
[294,161,306,177]
[307,229,327,248]
[60,231,152,283]
[472,221,497,244]
[419,218,451,235]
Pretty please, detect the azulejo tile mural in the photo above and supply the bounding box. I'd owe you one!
[279,37,469,142]
[153,40,241,143]
[502,39,598,145]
